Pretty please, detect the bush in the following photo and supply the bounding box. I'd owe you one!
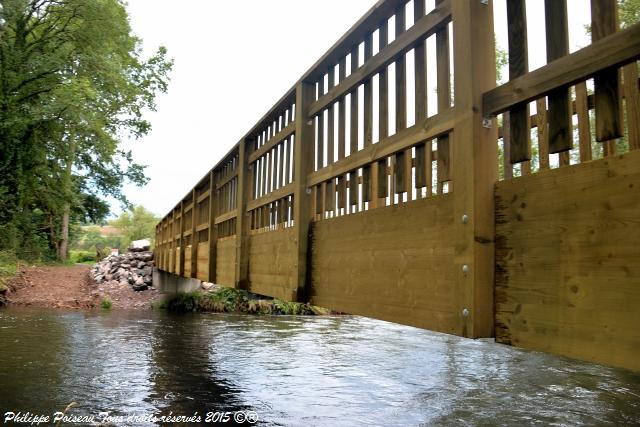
[70,250,97,264]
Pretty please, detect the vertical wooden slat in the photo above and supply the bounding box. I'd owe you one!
[363,32,373,203]
[623,63,640,150]
[436,0,452,191]
[502,113,513,179]
[535,98,550,169]
[394,6,408,195]
[271,148,277,191]
[544,0,573,154]
[575,82,593,161]
[350,45,360,155]
[179,200,185,277]
[506,0,531,164]
[325,178,335,213]
[591,0,622,145]
[349,169,359,210]
[337,175,346,210]
[327,67,335,164]
[414,1,427,196]
[317,78,325,170]
[415,0,427,122]
[338,56,347,160]
[377,20,389,201]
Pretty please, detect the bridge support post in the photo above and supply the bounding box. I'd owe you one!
[292,81,315,302]
[190,188,197,278]
[235,140,253,289]
[208,170,218,284]
[451,0,498,338]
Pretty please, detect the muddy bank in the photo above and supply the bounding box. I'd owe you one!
[4,265,162,310]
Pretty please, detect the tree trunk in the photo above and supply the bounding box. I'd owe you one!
[57,141,76,261]
[58,204,70,261]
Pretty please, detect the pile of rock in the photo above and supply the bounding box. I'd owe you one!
[90,240,154,291]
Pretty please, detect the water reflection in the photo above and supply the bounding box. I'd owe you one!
[0,308,639,426]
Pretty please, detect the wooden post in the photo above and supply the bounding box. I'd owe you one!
[190,189,197,278]
[236,142,252,289]
[292,81,315,302]
[208,170,218,283]
[178,201,185,277]
[451,0,498,338]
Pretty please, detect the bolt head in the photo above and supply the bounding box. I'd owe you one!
[462,214,469,224]
[462,264,470,274]
[462,308,470,317]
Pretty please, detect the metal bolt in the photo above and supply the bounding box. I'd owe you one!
[461,214,469,224]
[306,188,312,195]
[482,117,492,128]
[462,308,470,317]
[480,0,488,5]
[462,264,470,274]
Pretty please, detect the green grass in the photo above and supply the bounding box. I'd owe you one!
[69,250,97,265]
[100,297,112,309]
[0,250,19,291]
[158,287,329,316]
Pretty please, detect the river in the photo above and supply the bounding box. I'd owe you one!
[0,307,639,426]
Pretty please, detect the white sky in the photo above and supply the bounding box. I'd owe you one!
[118,0,594,218]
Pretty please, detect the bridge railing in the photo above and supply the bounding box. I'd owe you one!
[155,0,497,337]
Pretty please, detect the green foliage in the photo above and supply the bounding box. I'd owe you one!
[0,250,19,289]
[69,250,96,264]
[158,288,323,316]
[0,0,172,261]
[100,297,112,310]
[109,205,159,249]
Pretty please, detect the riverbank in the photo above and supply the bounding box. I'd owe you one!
[3,265,163,310]
[2,264,331,315]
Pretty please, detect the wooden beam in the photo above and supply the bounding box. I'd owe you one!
[235,140,251,289]
[483,22,640,116]
[246,182,295,212]
[190,188,197,278]
[292,81,315,302]
[309,0,452,117]
[208,170,217,283]
[451,0,498,338]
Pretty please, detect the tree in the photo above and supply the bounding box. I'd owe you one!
[109,205,159,251]
[0,0,172,260]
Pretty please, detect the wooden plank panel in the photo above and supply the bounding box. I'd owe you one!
[495,149,640,372]
[311,195,459,333]
[248,227,297,301]
[506,0,531,163]
[591,0,623,143]
[196,242,209,282]
[364,33,373,148]
[216,237,237,286]
[338,56,347,161]
[544,0,573,154]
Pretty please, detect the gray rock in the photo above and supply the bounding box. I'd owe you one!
[142,266,153,276]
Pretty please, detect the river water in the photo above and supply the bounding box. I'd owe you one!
[0,307,639,426]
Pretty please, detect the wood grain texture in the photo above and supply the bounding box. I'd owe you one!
[495,149,640,372]
[310,196,462,334]
[216,237,237,286]
[248,228,297,301]
[196,242,209,282]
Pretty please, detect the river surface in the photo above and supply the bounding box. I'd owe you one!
[0,307,639,426]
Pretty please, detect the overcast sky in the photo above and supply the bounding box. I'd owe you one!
[119,0,592,218]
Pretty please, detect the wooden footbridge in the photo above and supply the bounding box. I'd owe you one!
[155,0,640,372]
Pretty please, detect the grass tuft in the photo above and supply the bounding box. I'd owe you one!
[100,297,112,309]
